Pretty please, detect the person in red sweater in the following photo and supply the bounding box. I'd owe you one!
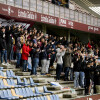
[22,41,31,72]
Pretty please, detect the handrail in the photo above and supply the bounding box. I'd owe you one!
[0,0,100,27]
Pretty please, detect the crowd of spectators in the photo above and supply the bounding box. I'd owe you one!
[0,24,100,95]
[43,0,69,8]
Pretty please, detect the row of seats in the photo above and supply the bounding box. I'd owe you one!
[0,86,54,99]
[27,95,59,100]
[0,77,40,88]
[0,70,17,78]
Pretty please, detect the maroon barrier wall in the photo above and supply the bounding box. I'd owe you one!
[73,94,100,100]
[0,3,100,34]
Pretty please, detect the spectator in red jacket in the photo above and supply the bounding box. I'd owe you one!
[22,41,31,72]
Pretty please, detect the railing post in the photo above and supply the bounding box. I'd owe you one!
[48,2,49,15]
[42,0,43,14]
[22,0,23,8]
[6,0,7,4]
[29,0,30,10]
[36,0,37,12]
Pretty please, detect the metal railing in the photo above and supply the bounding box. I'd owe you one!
[0,0,100,27]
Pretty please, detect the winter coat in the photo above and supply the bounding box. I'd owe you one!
[63,48,72,68]
[22,44,31,60]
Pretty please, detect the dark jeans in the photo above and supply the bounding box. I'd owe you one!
[16,53,21,67]
[1,50,7,63]
[56,64,63,80]
[7,44,12,61]
[50,54,56,66]
[22,60,28,71]
[32,58,39,75]
[64,67,70,80]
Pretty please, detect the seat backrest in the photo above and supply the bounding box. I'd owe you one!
[23,78,28,84]
[0,70,4,76]
[6,70,11,77]
[7,79,12,85]
[43,96,48,100]
[3,90,8,97]
[0,90,4,97]
[25,87,30,97]
[50,95,54,100]
[10,79,15,85]
[17,76,21,83]
[15,88,20,95]
[37,97,41,100]
[0,79,4,87]
[34,87,39,93]
[22,88,27,96]
[10,70,15,77]
[28,87,34,95]
[18,88,23,96]
[43,86,48,92]
[30,78,34,84]
[7,89,13,97]
[40,96,44,100]
[55,94,59,100]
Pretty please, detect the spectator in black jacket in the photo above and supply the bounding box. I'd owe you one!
[6,26,13,63]
[31,43,40,75]
[0,26,8,65]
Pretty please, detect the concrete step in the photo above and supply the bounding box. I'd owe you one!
[15,72,31,76]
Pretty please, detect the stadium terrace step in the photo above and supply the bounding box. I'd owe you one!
[63,93,77,98]
[10,60,17,65]
[0,64,16,69]
[15,72,31,76]
[47,86,61,90]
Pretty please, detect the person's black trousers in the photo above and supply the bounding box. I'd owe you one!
[56,64,63,80]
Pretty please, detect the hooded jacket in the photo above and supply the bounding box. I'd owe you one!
[22,44,31,60]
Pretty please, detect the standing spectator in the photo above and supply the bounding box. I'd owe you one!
[63,44,72,81]
[31,43,40,75]
[16,35,22,68]
[6,26,13,63]
[0,26,8,65]
[22,41,31,72]
[56,45,65,80]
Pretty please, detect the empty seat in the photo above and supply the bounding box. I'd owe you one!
[10,70,17,78]
[30,78,39,86]
[43,86,53,94]
[17,76,25,86]
[34,87,45,95]
[0,79,10,89]
[23,78,30,86]
[10,79,21,87]
[0,70,6,78]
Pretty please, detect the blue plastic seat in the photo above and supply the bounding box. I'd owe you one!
[0,67,3,70]
[55,94,60,100]
[50,95,54,100]
[40,96,44,100]
[0,70,5,77]
[0,79,9,89]
[7,89,19,99]
[43,96,48,100]
[6,70,11,78]
[37,97,41,100]
[43,86,53,94]
[17,76,25,86]
[23,78,30,86]
[10,70,17,78]
[10,79,21,87]
[25,87,31,97]
[28,87,37,96]
[34,87,45,95]
[30,78,39,86]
